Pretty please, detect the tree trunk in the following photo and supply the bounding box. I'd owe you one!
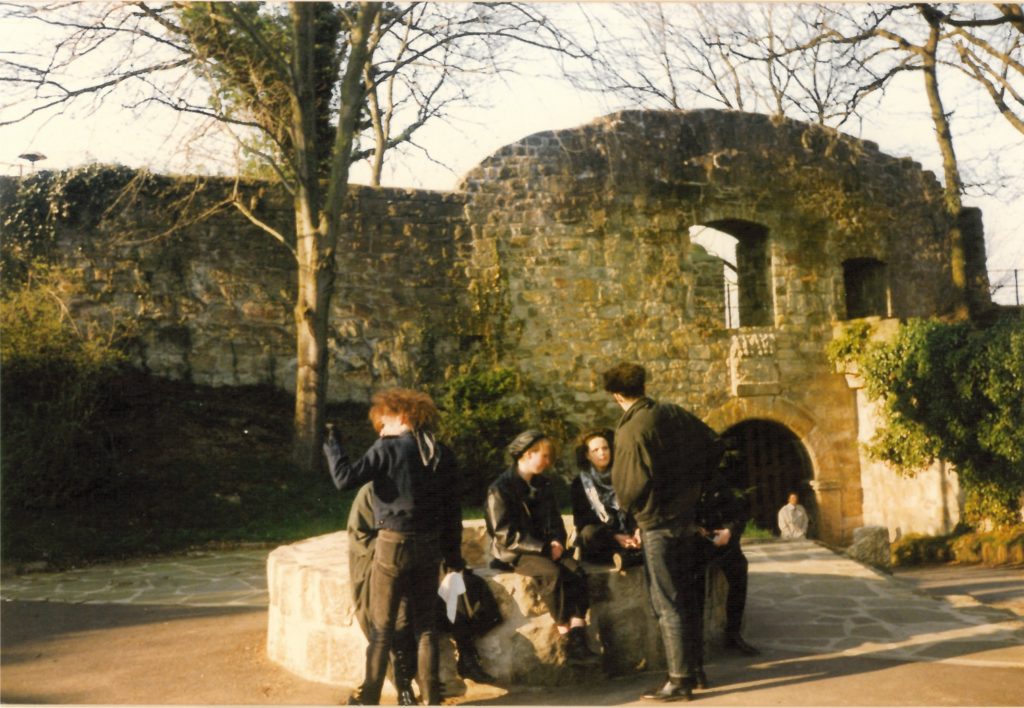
[920,6,970,321]
[290,2,381,471]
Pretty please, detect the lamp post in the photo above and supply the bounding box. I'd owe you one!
[17,152,47,176]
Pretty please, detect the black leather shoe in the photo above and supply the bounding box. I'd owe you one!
[641,679,693,701]
[396,688,418,706]
[457,649,497,683]
[725,633,760,656]
[695,669,710,689]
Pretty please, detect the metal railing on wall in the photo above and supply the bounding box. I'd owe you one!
[989,269,1022,307]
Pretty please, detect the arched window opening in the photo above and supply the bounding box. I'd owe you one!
[690,225,739,328]
[690,220,773,328]
[843,257,890,319]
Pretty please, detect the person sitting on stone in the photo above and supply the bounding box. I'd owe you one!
[484,429,601,666]
[570,428,643,571]
[347,481,499,701]
[777,491,809,540]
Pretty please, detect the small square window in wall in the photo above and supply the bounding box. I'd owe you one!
[843,258,890,319]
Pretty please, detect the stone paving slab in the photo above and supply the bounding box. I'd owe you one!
[2,539,1022,674]
[0,549,270,607]
[742,543,1024,669]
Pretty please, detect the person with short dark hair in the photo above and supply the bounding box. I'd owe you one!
[570,428,642,570]
[484,430,600,665]
[602,362,723,702]
[695,467,759,657]
[778,491,809,539]
[324,388,463,706]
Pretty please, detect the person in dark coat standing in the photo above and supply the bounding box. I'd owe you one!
[348,481,499,702]
[695,468,760,657]
[570,428,642,570]
[484,429,600,665]
[602,362,723,702]
[324,388,463,706]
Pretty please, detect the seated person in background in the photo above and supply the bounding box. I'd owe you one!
[778,491,809,540]
[570,428,642,570]
[484,429,601,666]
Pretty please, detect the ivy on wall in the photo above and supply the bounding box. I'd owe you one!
[828,312,1024,527]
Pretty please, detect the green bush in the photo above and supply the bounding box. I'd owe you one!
[0,264,129,512]
[437,366,529,506]
[891,532,957,566]
[830,313,1024,529]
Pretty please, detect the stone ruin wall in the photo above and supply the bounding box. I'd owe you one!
[458,110,967,543]
[6,109,985,544]
[40,181,470,403]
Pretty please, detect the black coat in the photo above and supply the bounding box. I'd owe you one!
[485,466,566,565]
[612,397,724,531]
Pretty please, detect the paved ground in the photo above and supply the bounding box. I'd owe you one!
[2,541,1023,705]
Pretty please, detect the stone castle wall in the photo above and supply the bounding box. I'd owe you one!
[38,181,469,402]
[4,109,982,545]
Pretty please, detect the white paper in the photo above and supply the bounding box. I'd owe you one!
[437,571,467,623]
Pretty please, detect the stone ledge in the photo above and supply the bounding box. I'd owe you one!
[266,519,728,690]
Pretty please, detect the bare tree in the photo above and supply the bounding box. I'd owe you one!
[805,3,1024,318]
[569,3,876,127]
[1,1,582,470]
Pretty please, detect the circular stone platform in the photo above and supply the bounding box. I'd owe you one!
[266,519,727,690]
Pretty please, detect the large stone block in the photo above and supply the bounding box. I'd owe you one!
[266,520,729,690]
[846,525,892,572]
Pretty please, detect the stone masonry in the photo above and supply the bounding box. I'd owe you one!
[2,108,991,545]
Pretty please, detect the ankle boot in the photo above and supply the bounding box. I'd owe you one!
[565,627,600,665]
[456,641,495,683]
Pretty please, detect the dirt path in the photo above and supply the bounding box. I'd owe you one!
[1,600,341,705]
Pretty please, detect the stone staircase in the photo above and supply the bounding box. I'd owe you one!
[266,518,727,694]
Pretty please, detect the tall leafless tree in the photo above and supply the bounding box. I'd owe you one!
[1,1,581,470]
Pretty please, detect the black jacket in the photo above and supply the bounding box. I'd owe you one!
[570,475,636,536]
[485,466,566,565]
[324,430,463,569]
[611,397,724,531]
[696,471,748,540]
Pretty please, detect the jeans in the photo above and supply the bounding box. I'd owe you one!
[641,526,703,679]
[361,530,441,704]
[512,553,589,625]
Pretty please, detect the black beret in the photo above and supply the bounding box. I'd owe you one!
[507,429,548,460]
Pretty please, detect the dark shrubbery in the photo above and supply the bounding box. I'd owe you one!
[434,364,578,511]
[1,264,129,513]
[436,366,529,508]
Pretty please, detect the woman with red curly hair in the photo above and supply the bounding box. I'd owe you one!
[324,388,463,706]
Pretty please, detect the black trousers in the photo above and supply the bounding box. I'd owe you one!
[698,539,749,635]
[361,530,442,705]
[513,554,589,625]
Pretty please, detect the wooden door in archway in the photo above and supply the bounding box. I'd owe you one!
[721,419,816,535]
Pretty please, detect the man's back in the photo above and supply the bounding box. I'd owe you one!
[612,397,723,531]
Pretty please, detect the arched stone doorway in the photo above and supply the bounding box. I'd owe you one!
[721,419,817,536]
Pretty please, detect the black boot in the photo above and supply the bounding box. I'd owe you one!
[725,632,760,656]
[565,627,601,666]
[392,649,418,705]
[456,641,496,683]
